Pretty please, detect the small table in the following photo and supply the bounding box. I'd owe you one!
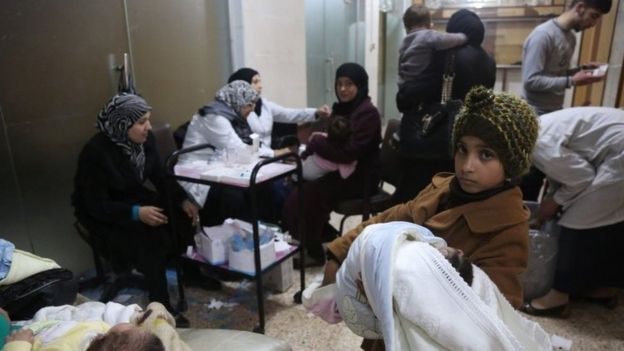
[165,143,306,334]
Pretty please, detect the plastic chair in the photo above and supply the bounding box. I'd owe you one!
[334,119,403,234]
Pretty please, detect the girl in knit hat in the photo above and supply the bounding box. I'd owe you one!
[322,86,539,350]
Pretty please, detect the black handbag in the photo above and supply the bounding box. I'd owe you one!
[398,51,461,160]
[0,268,78,320]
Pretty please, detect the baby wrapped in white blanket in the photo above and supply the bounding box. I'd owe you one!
[304,221,552,351]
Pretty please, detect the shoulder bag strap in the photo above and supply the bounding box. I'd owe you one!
[441,50,456,104]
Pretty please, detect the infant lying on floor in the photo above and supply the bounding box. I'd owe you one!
[1,301,190,351]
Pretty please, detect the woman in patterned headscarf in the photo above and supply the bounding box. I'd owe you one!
[72,93,196,326]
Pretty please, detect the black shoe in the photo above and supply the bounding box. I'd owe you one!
[174,313,190,328]
[521,301,570,318]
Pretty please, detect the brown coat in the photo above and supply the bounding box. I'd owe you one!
[327,173,529,308]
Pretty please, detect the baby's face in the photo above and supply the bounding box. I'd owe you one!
[100,323,145,339]
[109,323,138,333]
[438,247,463,260]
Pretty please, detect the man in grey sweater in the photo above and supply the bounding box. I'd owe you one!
[521,0,612,116]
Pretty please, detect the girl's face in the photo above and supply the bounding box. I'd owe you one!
[336,77,358,103]
[250,74,263,94]
[127,111,152,144]
[454,135,505,194]
[239,102,256,119]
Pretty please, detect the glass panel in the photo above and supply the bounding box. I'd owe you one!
[124,0,231,128]
[306,0,366,107]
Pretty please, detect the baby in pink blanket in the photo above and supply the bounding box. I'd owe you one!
[301,115,357,181]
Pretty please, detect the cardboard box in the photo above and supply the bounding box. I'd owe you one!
[228,241,276,275]
[263,257,294,292]
[195,224,236,265]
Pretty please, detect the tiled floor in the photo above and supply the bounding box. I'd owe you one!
[89,213,624,350]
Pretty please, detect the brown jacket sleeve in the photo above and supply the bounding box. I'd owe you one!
[469,222,529,308]
[326,181,439,262]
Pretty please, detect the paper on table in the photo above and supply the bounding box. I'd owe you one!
[200,161,295,187]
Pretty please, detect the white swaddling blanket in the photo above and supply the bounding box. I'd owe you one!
[335,221,552,351]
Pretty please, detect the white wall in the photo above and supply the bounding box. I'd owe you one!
[604,1,624,107]
[493,66,523,96]
[364,0,380,107]
[230,0,309,107]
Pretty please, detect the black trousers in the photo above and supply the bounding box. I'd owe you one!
[282,169,379,259]
[554,220,624,294]
[84,219,173,310]
[200,182,283,227]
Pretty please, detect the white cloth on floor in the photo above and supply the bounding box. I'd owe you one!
[32,301,141,326]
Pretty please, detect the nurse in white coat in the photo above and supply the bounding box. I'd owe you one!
[228,67,330,156]
[178,81,261,224]
[522,107,624,317]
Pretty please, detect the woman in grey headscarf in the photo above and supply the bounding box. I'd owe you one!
[184,80,260,152]
[179,81,272,225]
[72,93,195,326]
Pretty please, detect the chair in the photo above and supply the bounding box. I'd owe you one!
[152,123,179,163]
[334,119,403,234]
[75,221,147,302]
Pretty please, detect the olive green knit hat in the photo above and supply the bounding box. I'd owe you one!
[452,86,538,179]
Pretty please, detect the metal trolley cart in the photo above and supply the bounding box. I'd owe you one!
[165,143,306,334]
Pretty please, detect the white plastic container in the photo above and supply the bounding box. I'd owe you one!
[228,241,276,275]
[195,224,236,265]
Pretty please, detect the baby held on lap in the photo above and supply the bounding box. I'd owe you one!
[302,221,473,324]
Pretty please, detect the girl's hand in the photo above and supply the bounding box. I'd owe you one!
[6,328,34,344]
[139,206,168,227]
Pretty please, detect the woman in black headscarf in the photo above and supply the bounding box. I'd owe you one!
[282,63,382,265]
[72,93,197,324]
[394,9,496,203]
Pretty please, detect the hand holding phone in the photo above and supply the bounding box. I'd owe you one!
[590,64,608,77]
